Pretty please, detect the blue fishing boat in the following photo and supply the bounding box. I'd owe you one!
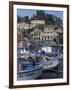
[17,65,42,80]
[17,56,43,80]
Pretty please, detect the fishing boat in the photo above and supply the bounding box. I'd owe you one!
[17,64,42,80]
[42,58,59,70]
[37,45,60,70]
[17,55,43,80]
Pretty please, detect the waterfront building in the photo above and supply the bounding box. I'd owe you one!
[30,25,61,44]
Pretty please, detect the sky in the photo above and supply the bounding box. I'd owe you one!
[17,9,63,21]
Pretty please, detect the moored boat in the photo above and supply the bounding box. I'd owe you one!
[17,64,42,80]
[42,58,59,70]
[17,56,43,80]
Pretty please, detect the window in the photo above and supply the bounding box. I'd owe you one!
[54,38,56,42]
[48,36,49,40]
[45,36,46,40]
[42,37,43,40]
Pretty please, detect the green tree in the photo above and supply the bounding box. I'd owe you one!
[23,16,30,23]
[36,10,46,20]
[17,15,23,23]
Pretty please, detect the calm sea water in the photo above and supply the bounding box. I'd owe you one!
[37,60,63,79]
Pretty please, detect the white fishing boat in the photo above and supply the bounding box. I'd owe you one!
[42,59,59,70]
[38,45,60,70]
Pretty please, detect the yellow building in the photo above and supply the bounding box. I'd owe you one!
[31,20,45,25]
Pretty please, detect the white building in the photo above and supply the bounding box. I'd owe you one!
[30,25,61,43]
